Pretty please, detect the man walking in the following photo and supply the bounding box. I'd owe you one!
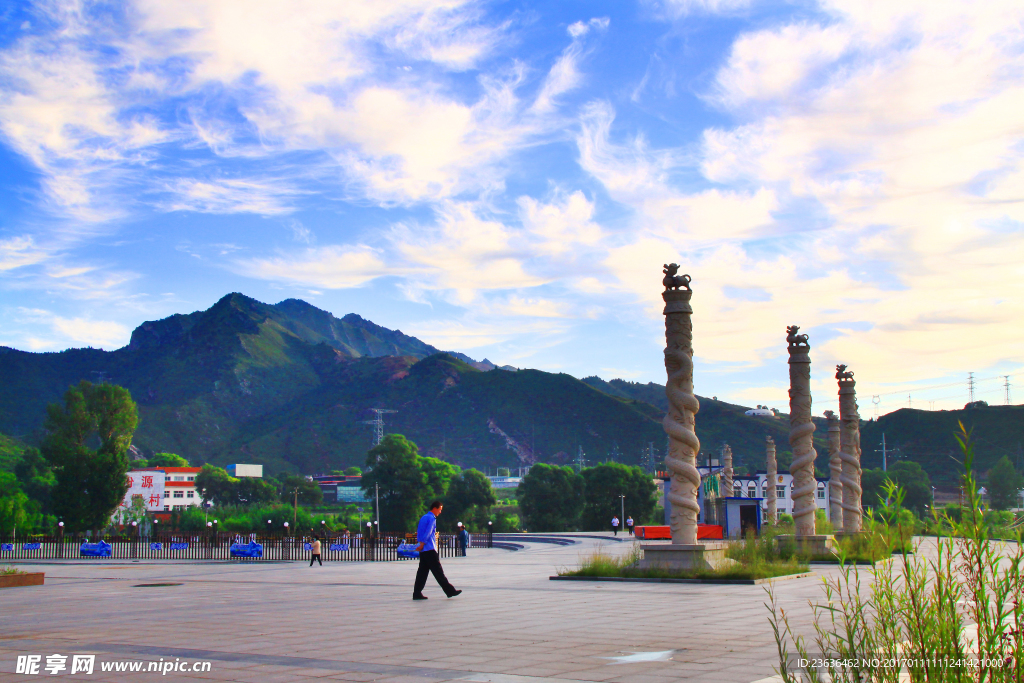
[626,516,634,536]
[309,536,322,566]
[413,501,462,600]
[611,515,620,536]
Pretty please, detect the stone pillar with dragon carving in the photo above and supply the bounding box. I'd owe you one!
[825,410,843,529]
[765,436,777,523]
[637,265,727,570]
[837,365,863,533]
[721,444,733,498]
[661,264,701,545]
[786,325,817,537]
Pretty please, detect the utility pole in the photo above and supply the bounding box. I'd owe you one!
[907,394,912,409]
[361,408,398,447]
[876,434,888,472]
[1004,376,1011,405]
[968,372,975,403]
[575,445,587,472]
[293,486,298,529]
[872,395,880,420]
[619,494,625,530]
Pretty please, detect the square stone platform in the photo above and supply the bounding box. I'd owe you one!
[637,542,730,570]
[775,534,837,556]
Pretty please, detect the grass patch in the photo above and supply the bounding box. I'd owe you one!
[557,540,809,581]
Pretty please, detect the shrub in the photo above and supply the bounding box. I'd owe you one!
[767,424,1024,682]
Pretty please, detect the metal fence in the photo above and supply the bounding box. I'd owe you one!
[0,531,492,562]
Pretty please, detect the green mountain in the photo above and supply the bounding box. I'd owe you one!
[860,405,1024,485]
[0,294,666,475]
[1,293,1018,484]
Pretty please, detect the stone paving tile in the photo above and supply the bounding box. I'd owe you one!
[0,535,877,683]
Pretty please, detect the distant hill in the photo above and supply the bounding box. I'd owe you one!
[1,293,1018,483]
[860,404,1024,485]
[0,294,665,474]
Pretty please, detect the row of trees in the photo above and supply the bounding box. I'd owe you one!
[0,381,139,534]
[358,434,507,532]
[516,462,658,531]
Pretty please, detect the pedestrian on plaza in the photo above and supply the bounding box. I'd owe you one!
[611,515,620,536]
[413,501,461,601]
[626,516,634,536]
[458,524,470,556]
[309,536,322,566]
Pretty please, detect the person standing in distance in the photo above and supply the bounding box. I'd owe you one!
[413,501,461,600]
[458,524,470,556]
[611,515,620,536]
[309,536,322,566]
[626,516,634,536]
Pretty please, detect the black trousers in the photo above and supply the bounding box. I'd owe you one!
[310,553,322,566]
[414,550,456,596]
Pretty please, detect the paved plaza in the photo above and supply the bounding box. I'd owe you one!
[0,534,837,683]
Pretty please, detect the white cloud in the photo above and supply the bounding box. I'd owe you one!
[232,245,389,289]
[51,316,130,349]
[164,178,299,215]
[0,236,51,271]
[518,191,602,254]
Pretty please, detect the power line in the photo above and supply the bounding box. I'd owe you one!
[873,373,1004,398]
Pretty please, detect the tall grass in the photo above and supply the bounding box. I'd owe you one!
[560,538,808,581]
[767,424,1023,682]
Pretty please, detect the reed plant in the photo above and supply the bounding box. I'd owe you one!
[766,424,1023,682]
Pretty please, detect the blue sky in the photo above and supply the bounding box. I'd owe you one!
[1,0,1022,414]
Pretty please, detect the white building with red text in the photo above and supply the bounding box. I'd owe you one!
[122,466,203,512]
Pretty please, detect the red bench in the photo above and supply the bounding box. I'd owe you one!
[634,525,723,540]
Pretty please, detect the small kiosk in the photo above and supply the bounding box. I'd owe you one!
[719,497,763,538]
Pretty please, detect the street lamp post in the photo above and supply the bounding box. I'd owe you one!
[619,494,625,534]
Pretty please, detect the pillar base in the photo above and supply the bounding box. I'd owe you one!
[775,534,837,556]
[833,531,866,539]
[637,542,731,571]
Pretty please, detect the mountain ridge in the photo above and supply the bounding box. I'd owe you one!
[1,293,1020,485]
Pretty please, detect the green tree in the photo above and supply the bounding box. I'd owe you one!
[442,469,497,532]
[14,447,55,514]
[195,465,237,506]
[862,463,932,515]
[361,434,427,533]
[344,466,362,476]
[0,471,45,534]
[517,463,584,532]
[580,462,657,531]
[280,475,323,507]
[234,477,279,506]
[887,461,932,515]
[421,456,458,500]
[41,381,139,532]
[195,465,278,507]
[149,453,189,468]
[987,456,1024,510]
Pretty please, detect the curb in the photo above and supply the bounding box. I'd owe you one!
[549,572,814,586]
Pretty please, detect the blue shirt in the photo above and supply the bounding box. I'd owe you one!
[416,511,438,551]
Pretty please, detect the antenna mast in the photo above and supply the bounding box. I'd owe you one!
[968,372,975,403]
